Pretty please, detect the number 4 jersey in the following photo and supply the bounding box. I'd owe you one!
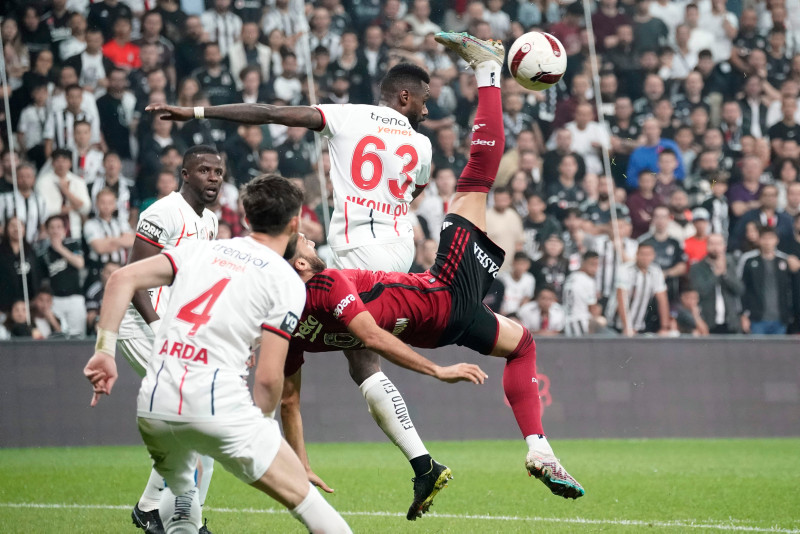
[137,237,306,422]
[315,104,432,251]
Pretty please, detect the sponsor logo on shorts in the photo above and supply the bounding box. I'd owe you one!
[333,294,356,318]
[474,243,500,278]
[280,311,300,335]
[138,219,165,243]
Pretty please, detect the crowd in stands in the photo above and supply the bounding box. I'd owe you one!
[1,0,800,339]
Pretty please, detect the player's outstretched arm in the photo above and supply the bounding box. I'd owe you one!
[280,369,334,493]
[347,312,488,384]
[146,102,324,130]
[84,255,176,406]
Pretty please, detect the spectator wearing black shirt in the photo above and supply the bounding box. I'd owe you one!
[689,233,744,334]
[277,126,314,178]
[769,96,800,160]
[739,75,768,139]
[632,0,668,54]
[638,204,688,302]
[87,0,134,41]
[225,124,263,186]
[766,28,791,90]
[137,119,185,199]
[83,188,134,286]
[431,127,467,177]
[40,0,73,57]
[731,185,794,252]
[671,72,709,126]
[152,0,188,44]
[38,215,85,337]
[20,7,53,56]
[174,16,206,81]
[608,96,641,188]
[530,233,572,301]
[522,193,562,262]
[542,128,586,188]
[193,42,237,108]
[546,154,586,222]
[96,68,135,160]
[0,216,42,314]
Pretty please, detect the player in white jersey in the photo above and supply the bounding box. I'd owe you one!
[562,251,603,336]
[118,145,221,534]
[146,62,461,517]
[84,175,352,534]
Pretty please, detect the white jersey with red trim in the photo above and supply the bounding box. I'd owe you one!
[136,237,306,422]
[119,192,218,339]
[315,104,432,251]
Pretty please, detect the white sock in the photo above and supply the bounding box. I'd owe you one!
[525,434,554,456]
[290,484,352,534]
[359,372,428,461]
[196,455,214,507]
[160,487,200,534]
[475,61,501,88]
[138,467,166,511]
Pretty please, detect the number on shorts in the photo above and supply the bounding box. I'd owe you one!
[350,135,419,200]
[176,278,231,336]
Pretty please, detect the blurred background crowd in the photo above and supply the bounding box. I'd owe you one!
[1,0,800,339]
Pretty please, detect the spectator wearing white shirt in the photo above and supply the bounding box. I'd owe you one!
[89,152,137,224]
[697,0,738,61]
[484,0,511,41]
[404,0,441,40]
[35,149,92,239]
[228,22,272,90]
[499,252,537,316]
[517,285,565,336]
[560,102,609,176]
[649,0,684,39]
[684,3,715,57]
[44,84,102,157]
[0,163,47,245]
[201,0,243,59]
[261,0,308,50]
[83,188,134,285]
[308,7,342,61]
[63,29,114,96]
[563,251,603,336]
[16,83,51,169]
[71,120,105,184]
[415,167,456,243]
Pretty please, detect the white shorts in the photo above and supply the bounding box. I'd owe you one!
[137,415,282,495]
[332,239,415,272]
[118,334,154,378]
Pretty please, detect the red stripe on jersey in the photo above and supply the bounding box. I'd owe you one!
[177,365,189,415]
[313,107,327,132]
[261,323,291,340]
[344,201,350,244]
[136,233,164,248]
[174,211,187,247]
[163,252,178,277]
[154,287,164,312]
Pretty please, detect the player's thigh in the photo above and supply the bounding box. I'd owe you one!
[118,334,154,378]
[332,240,415,272]
[250,439,310,509]
[137,418,198,495]
[191,414,284,491]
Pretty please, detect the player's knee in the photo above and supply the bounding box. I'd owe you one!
[345,350,381,385]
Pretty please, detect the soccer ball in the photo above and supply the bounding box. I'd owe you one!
[507,32,567,91]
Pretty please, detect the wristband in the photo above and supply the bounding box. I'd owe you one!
[149,319,162,336]
[194,106,205,119]
[95,327,118,358]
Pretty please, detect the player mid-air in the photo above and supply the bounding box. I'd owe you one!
[119,145,221,534]
[147,62,450,519]
[84,175,352,534]
[280,31,585,504]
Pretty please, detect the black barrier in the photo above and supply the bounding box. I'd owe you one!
[1,337,799,448]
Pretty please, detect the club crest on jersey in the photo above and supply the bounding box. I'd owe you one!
[138,219,165,242]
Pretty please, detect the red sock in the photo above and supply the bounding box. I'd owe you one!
[502,329,544,437]
[457,86,504,193]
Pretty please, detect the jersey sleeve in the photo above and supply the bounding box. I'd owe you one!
[160,240,201,278]
[414,136,433,188]
[652,266,668,293]
[314,104,350,138]
[310,270,367,327]
[136,203,175,248]
[261,273,306,341]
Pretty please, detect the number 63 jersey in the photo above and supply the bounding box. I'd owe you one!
[315,104,432,251]
[136,237,306,423]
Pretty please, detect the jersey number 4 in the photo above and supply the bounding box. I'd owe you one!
[176,278,231,336]
[351,135,419,200]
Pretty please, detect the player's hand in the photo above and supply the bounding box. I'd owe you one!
[434,363,488,384]
[307,468,334,493]
[145,103,194,121]
[83,353,119,407]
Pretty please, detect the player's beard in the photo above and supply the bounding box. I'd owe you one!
[283,233,299,260]
[303,253,327,274]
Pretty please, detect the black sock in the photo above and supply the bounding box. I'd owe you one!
[410,454,433,477]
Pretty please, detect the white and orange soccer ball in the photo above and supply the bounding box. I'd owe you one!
[507,31,567,91]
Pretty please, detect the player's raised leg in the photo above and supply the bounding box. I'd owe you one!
[489,314,585,499]
[435,31,505,231]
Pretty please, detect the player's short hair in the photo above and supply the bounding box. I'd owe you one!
[182,144,219,169]
[380,63,430,97]
[240,174,304,235]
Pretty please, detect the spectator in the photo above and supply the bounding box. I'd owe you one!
[546,154,586,222]
[626,118,685,189]
[139,169,178,212]
[84,261,121,335]
[739,227,793,335]
[431,127,467,177]
[498,252,536,316]
[31,285,65,338]
[731,184,793,251]
[542,128,586,187]
[562,250,602,336]
[486,187,524,273]
[689,233,744,334]
[83,187,134,285]
[608,242,671,336]
[591,217,639,313]
[638,205,688,302]
[697,0,737,62]
[0,163,47,245]
[174,16,206,81]
[236,66,271,105]
[228,23,272,90]
[71,120,104,183]
[0,216,42,314]
[276,126,314,178]
[261,0,306,48]
[192,42,236,107]
[627,170,660,238]
[633,74,665,125]
[632,0,668,54]
[517,285,565,336]
[585,175,630,236]
[404,0,441,40]
[64,29,114,95]
[58,12,87,63]
[608,96,640,188]
[138,119,185,199]
[592,0,631,52]
[269,53,303,105]
[101,17,140,71]
[201,0,243,60]
[672,288,709,336]
[666,189,695,242]
[89,152,136,224]
[531,233,571,300]
[225,124,263,186]
[133,11,176,86]
[38,215,85,337]
[88,0,134,41]
[35,149,91,239]
[684,207,710,265]
[562,102,608,176]
[739,75,768,139]
[522,193,562,262]
[308,7,341,61]
[16,83,50,169]
[96,68,136,161]
[416,167,456,242]
[3,300,44,339]
[774,159,800,212]
[44,84,101,157]
[783,182,800,219]
[768,96,800,160]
